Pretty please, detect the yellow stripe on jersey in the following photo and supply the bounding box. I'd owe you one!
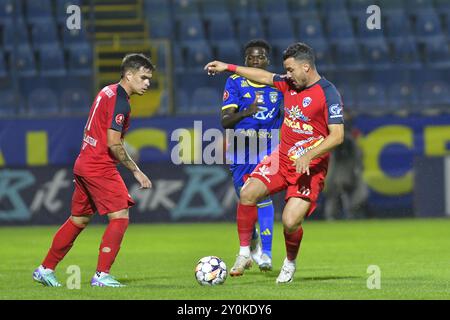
[247,79,266,88]
[230,74,240,80]
[222,104,238,110]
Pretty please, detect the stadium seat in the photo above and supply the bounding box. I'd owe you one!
[191,87,221,113]
[173,0,199,20]
[56,0,82,24]
[26,0,52,24]
[175,89,191,114]
[0,89,19,117]
[384,10,413,40]
[335,83,355,109]
[296,16,325,43]
[387,82,419,111]
[260,0,289,19]
[266,14,296,45]
[355,13,385,42]
[231,0,259,20]
[356,83,387,112]
[201,0,231,21]
[0,0,23,24]
[62,25,89,49]
[207,15,236,44]
[405,0,435,17]
[31,20,59,50]
[67,45,93,76]
[308,39,335,72]
[148,16,174,39]
[360,39,392,70]
[435,0,450,17]
[0,49,6,77]
[39,44,66,77]
[326,13,356,43]
[321,0,347,17]
[14,44,37,77]
[420,81,449,108]
[347,0,376,17]
[423,37,450,69]
[143,0,171,19]
[377,0,405,13]
[236,13,265,43]
[333,40,365,71]
[390,38,421,69]
[27,87,60,116]
[60,87,90,115]
[289,0,318,18]
[414,10,444,43]
[172,44,185,72]
[214,41,242,63]
[177,18,207,44]
[3,19,29,52]
[184,41,213,72]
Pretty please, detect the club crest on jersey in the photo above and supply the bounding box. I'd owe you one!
[302,97,312,108]
[223,90,230,101]
[270,91,278,103]
[115,114,124,126]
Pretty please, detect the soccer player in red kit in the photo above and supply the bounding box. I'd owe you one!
[205,43,345,283]
[33,54,154,287]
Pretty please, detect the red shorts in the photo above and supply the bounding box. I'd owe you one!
[71,172,135,216]
[249,149,327,217]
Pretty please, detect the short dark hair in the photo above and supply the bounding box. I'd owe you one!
[244,39,271,55]
[282,42,315,68]
[121,53,155,78]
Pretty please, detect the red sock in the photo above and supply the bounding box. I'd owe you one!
[284,226,304,261]
[237,203,258,246]
[96,218,129,274]
[42,218,85,270]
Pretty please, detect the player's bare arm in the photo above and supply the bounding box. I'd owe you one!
[294,124,345,175]
[221,98,261,129]
[107,129,152,188]
[205,61,275,86]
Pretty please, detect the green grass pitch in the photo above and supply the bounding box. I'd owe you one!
[1,218,450,300]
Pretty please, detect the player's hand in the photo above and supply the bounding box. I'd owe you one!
[133,170,152,189]
[293,154,312,175]
[243,98,261,117]
[204,61,228,75]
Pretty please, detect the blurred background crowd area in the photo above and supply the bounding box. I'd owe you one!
[0,0,449,118]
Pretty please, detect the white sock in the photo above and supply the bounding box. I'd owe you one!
[239,246,250,257]
[285,258,296,267]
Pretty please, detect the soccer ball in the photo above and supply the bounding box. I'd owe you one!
[195,256,227,286]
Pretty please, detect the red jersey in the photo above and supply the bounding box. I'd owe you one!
[73,83,131,177]
[272,76,344,167]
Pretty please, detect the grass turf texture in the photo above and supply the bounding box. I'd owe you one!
[1,218,449,300]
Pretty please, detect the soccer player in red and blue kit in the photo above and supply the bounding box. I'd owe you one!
[205,43,345,283]
[33,54,154,287]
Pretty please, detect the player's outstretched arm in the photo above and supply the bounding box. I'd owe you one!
[107,129,152,188]
[204,61,275,86]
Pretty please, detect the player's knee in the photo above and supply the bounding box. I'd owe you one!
[70,215,91,228]
[240,187,260,205]
[108,209,129,220]
[282,215,303,232]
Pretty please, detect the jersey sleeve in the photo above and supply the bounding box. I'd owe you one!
[110,94,130,132]
[222,76,240,111]
[272,74,290,93]
[323,84,344,125]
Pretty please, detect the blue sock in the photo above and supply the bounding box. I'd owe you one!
[257,200,274,258]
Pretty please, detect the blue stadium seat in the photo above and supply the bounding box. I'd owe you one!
[31,20,59,50]
[308,39,335,72]
[177,18,207,44]
[356,83,388,112]
[214,41,242,62]
[236,13,265,43]
[201,0,230,21]
[405,0,435,17]
[0,49,6,77]
[435,0,450,17]
[0,89,20,117]
[14,44,37,77]
[334,40,365,71]
[60,87,90,115]
[184,41,213,72]
[415,10,444,42]
[143,0,171,19]
[27,87,60,116]
[321,0,347,17]
[191,87,221,113]
[390,38,421,69]
[355,13,385,42]
[175,89,191,114]
[68,45,93,76]
[326,13,355,43]
[296,16,325,43]
[388,82,419,111]
[3,19,29,51]
[260,0,289,18]
[360,39,391,70]
[173,0,199,20]
[347,0,376,17]
[335,83,355,109]
[289,0,318,17]
[0,0,23,24]
[39,44,66,76]
[148,16,174,39]
[26,0,52,24]
[207,15,236,44]
[423,37,450,68]
[62,25,89,49]
[56,0,82,24]
[172,44,185,73]
[231,0,259,20]
[420,81,449,108]
[384,10,413,40]
[377,0,405,12]
[266,14,296,46]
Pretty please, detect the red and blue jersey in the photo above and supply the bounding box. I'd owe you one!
[272,75,344,167]
[73,83,131,177]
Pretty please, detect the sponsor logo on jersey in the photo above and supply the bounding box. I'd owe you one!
[102,87,115,98]
[115,114,125,126]
[302,97,312,108]
[223,90,229,101]
[329,104,343,118]
[287,105,310,122]
[287,136,324,161]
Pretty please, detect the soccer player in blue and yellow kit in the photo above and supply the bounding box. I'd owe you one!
[221,40,283,275]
